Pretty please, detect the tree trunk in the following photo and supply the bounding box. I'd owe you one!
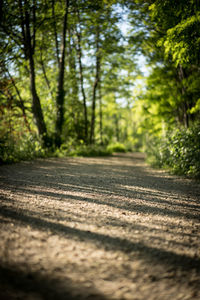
[52,0,60,67]
[21,0,49,146]
[114,113,120,142]
[55,0,69,147]
[90,28,101,144]
[29,54,48,139]
[68,29,80,138]
[75,13,88,143]
[99,79,103,145]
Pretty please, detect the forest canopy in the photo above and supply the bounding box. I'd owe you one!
[0,0,200,177]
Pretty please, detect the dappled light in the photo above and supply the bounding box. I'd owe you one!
[0,153,200,299]
[0,0,200,298]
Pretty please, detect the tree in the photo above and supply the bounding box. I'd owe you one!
[127,0,200,129]
[75,7,88,143]
[0,0,51,146]
[89,23,101,144]
[55,0,69,147]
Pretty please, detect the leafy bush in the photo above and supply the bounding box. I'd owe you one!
[0,132,47,164]
[54,143,112,157]
[71,144,112,157]
[146,123,200,178]
[106,142,127,153]
[55,142,130,158]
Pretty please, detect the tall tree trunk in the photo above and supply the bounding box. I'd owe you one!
[29,54,48,138]
[52,0,60,67]
[20,0,49,146]
[75,13,88,143]
[55,0,69,147]
[99,79,103,145]
[68,29,80,138]
[90,28,101,144]
[114,113,120,142]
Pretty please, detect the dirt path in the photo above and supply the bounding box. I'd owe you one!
[0,153,200,300]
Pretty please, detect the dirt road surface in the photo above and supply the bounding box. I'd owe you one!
[0,153,200,300]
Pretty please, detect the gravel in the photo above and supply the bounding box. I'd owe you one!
[0,153,200,300]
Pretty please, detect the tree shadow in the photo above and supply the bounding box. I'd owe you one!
[0,154,200,298]
[3,183,199,221]
[0,206,200,279]
[0,263,107,300]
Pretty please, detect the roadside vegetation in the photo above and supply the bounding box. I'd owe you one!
[0,0,199,178]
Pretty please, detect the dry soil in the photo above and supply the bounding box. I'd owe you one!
[0,153,200,300]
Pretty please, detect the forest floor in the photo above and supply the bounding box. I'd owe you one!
[0,152,200,300]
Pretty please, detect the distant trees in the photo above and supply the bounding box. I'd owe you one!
[1,0,199,177]
[0,0,135,156]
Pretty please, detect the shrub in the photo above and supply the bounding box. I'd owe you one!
[146,122,200,178]
[54,143,112,157]
[0,132,48,164]
[106,142,127,153]
[72,145,112,157]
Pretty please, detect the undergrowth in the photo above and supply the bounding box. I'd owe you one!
[0,133,48,164]
[145,122,200,178]
[0,137,131,164]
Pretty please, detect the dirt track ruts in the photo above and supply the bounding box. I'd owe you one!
[0,153,200,300]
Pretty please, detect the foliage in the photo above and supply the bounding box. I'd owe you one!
[0,0,136,151]
[54,141,112,157]
[0,0,200,182]
[106,142,127,153]
[149,0,200,66]
[0,132,47,164]
[145,123,200,178]
[126,0,200,179]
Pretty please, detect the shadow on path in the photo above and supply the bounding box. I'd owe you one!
[0,153,200,299]
[1,206,200,278]
[0,263,107,300]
